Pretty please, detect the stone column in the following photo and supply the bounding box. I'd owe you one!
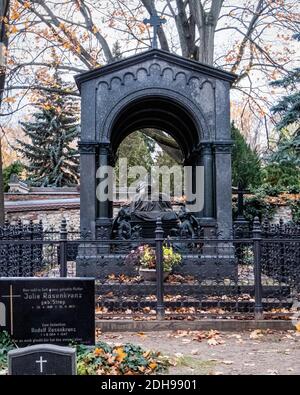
[108,151,116,221]
[78,141,98,238]
[186,149,201,219]
[96,143,112,240]
[214,141,233,238]
[197,143,216,253]
[201,142,215,220]
[77,141,98,277]
[184,157,193,213]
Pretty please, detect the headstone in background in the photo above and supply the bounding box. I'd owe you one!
[0,278,95,346]
[8,344,76,375]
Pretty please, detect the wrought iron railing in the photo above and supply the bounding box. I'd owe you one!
[0,217,299,321]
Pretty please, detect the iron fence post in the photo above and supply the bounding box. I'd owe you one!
[4,219,9,276]
[59,218,68,277]
[29,219,34,275]
[17,219,23,276]
[253,217,263,320]
[155,217,165,320]
[38,220,44,269]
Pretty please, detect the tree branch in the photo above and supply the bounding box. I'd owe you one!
[75,0,113,63]
[18,0,96,69]
[231,0,266,74]
[210,0,224,20]
[5,85,80,96]
[9,62,85,75]
[141,129,183,163]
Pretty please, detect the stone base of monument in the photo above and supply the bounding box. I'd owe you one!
[76,255,138,278]
[175,256,237,281]
[130,219,179,238]
[76,254,237,280]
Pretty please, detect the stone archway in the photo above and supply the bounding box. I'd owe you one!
[109,95,201,158]
[75,48,236,275]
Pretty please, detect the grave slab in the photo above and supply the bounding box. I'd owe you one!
[0,278,95,346]
[8,344,76,375]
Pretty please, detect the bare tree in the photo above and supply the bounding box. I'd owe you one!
[1,0,300,154]
[0,1,9,105]
[0,0,10,224]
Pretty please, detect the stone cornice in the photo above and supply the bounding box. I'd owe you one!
[75,49,237,90]
[78,141,99,154]
[99,142,111,155]
[214,141,233,154]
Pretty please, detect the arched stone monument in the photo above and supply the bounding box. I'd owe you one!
[75,49,236,277]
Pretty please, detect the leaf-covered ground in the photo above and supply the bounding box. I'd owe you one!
[2,329,300,375]
[76,342,169,375]
[0,332,170,376]
[99,329,300,375]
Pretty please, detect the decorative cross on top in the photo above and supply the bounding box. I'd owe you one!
[143,14,166,49]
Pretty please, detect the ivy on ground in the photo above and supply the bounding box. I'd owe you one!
[0,331,15,371]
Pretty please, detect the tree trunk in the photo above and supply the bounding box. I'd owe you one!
[198,18,216,65]
[142,129,183,163]
[0,0,10,225]
[191,0,223,65]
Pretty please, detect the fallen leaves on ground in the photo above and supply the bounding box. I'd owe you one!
[207,338,224,346]
[95,328,102,341]
[250,330,264,339]
[194,330,226,346]
[249,329,274,339]
[221,360,234,365]
[76,342,170,375]
[115,347,127,362]
[137,332,147,338]
[106,274,141,283]
[168,330,225,346]
[166,274,197,284]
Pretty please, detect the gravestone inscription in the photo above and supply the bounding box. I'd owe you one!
[0,278,95,346]
[8,344,76,375]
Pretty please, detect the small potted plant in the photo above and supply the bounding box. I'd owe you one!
[139,244,181,281]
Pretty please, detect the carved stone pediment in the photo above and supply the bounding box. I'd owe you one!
[75,49,236,146]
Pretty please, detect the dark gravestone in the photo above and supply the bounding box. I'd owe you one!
[0,278,95,346]
[8,344,76,375]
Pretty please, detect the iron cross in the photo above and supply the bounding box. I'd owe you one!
[143,14,166,49]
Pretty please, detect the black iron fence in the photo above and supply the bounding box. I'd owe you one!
[0,217,299,321]
[0,219,43,277]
